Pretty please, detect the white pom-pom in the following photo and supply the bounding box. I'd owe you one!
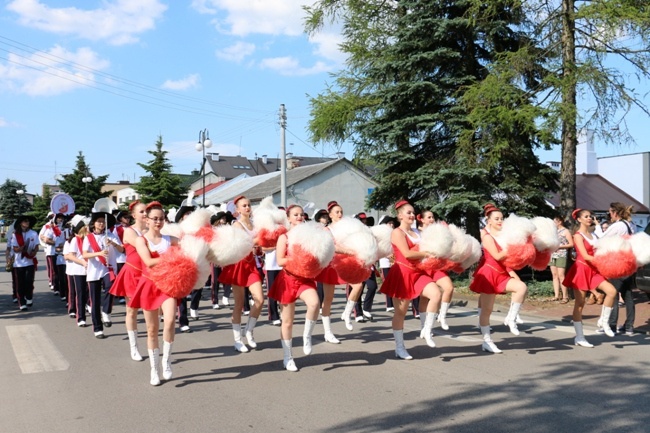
[179,235,211,290]
[253,196,289,231]
[629,232,650,266]
[531,216,560,252]
[460,235,482,270]
[419,223,454,259]
[447,224,473,263]
[179,208,212,235]
[329,217,378,266]
[287,222,335,268]
[594,235,632,255]
[497,214,536,248]
[209,224,254,267]
[161,222,183,238]
[370,224,393,259]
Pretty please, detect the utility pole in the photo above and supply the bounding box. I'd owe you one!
[279,104,287,207]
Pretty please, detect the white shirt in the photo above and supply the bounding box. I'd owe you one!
[64,238,87,276]
[264,250,282,271]
[113,225,127,264]
[10,230,40,268]
[595,220,635,238]
[42,224,61,256]
[83,231,122,281]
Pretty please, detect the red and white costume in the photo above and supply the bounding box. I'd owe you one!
[129,235,172,310]
[218,223,261,287]
[563,232,605,291]
[469,233,512,295]
[380,229,434,300]
[110,227,143,298]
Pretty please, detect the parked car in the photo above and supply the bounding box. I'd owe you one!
[635,223,650,294]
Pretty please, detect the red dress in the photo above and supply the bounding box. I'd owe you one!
[269,270,316,304]
[128,236,172,311]
[314,264,342,285]
[219,252,262,287]
[563,232,605,291]
[109,228,143,298]
[469,234,511,295]
[380,229,434,300]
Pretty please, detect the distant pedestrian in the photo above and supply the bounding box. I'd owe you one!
[10,215,39,311]
[549,215,573,303]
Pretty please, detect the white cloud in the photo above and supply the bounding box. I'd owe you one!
[215,42,256,63]
[259,56,331,77]
[0,117,9,127]
[161,74,200,91]
[193,0,306,37]
[309,31,346,64]
[0,45,110,96]
[7,0,167,45]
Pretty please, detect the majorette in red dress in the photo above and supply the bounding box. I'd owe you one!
[380,229,434,300]
[563,232,605,291]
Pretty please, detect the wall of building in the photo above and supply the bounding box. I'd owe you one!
[598,153,649,208]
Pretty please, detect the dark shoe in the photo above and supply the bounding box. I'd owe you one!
[94,331,106,339]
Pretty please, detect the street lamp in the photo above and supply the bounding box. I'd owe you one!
[16,189,24,215]
[82,176,92,215]
[195,128,212,207]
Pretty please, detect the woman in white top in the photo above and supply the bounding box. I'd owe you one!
[64,217,89,326]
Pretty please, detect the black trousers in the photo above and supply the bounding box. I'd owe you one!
[13,265,35,307]
[608,274,636,331]
[266,269,281,321]
[55,263,68,300]
[70,274,88,323]
[88,275,110,332]
[210,266,232,304]
[381,268,394,309]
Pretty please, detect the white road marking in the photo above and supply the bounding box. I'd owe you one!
[6,324,69,374]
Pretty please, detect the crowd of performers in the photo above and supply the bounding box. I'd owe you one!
[6,197,648,385]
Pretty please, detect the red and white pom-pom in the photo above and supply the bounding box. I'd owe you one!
[494,214,537,270]
[253,196,289,248]
[161,222,183,238]
[629,232,650,267]
[531,217,560,253]
[284,222,335,278]
[530,250,552,271]
[149,245,199,299]
[180,235,211,290]
[329,217,378,283]
[416,223,454,272]
[459,236,482,271]
[370,224,393,260]
[446,225,474,263]
[593,236,637,279]
[209,224,254,267]
[179,208,212,236]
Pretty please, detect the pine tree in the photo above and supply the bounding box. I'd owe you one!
[58,152,110,216]
[0,179,30,222]
[136,135,184,208]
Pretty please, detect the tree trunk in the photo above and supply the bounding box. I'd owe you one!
[560,0,577,220]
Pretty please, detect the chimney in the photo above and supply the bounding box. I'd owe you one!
[210,153,220,162]
[576,129,597,174]
[286,152,293,159]
[336,151,345,159]
[262,154,268,164]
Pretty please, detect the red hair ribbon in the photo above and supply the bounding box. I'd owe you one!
[233,195,246,205]
[394,199,409,210]
[327,201,339,212]
[571,208,582,220]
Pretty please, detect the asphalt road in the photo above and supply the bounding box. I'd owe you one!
[1,247,649,433]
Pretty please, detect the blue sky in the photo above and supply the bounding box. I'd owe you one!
[1,0,649,196]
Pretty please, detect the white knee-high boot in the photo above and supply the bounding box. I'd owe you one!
[281,339,298,372]
[245,317,258,348]
[162,341,173,380]
[232,323,249,352]
[422,313,436,348]
[597,306,615,337]
[393,330,413,360]
[303,319,316,355]
[504,302,522,336]
[419,311,430,338]
[573,322,594,348]
[341,300,355,331]
[148,348,161,386]
[481,326,502,354]
[321,316,340,344]
[127,329,143,361]
[438,302,450,330]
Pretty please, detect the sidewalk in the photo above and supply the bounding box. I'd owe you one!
[454,289,650,335]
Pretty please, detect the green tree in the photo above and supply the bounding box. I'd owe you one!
[529,0,650,216]
[58,152,110,216]
[0,179,31,222]
[136,135,184,207]
[306,0,557,236]
[29,185,54,230]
